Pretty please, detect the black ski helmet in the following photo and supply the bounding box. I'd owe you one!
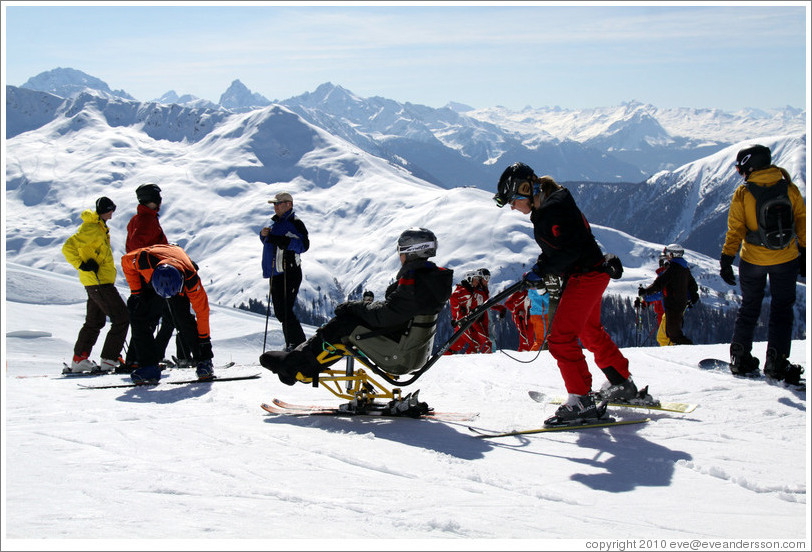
[136,183,162,206]
[735,145,771,176]
[477,268,491,282]
[95,196,116,215]
[494,162,536,208]
[397,227,437,260]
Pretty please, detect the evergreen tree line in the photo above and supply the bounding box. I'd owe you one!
[238,290,806,352]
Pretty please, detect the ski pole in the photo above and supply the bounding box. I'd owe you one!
[263,275,273,352]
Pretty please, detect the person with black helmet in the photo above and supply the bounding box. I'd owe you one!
[260,191,310,350]
[121,244,214,385]
[720,144,806,384]
[494,163,648,426]
[638,243,699,346]
[260,228,453,386]
[124,182,185,370]
[126,183,167,252]
[61,197,129,374]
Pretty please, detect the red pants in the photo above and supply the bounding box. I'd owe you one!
[547,271,629,395]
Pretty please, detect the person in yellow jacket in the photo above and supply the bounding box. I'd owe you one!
[720,144,806,384]
[61,197,129,373]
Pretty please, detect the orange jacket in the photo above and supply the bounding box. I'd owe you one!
[121,244,210,339]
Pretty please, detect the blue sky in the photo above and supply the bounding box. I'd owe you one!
[2,2,808,111]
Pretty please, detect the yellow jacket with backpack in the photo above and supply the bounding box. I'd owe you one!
[722,165,806,266]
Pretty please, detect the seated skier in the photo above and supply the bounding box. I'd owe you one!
[259,227,453,385]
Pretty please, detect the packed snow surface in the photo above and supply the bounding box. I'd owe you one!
[2,264,808,547]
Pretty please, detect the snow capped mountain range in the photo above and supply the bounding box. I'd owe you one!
[4,67,807,345]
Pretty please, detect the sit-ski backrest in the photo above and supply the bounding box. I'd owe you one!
[347,314,439,375]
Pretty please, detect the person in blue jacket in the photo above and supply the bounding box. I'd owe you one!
[260,191,310,349]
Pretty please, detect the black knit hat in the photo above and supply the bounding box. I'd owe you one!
[95,196,116,214]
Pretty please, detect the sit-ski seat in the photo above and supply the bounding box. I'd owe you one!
[347,314,439,375]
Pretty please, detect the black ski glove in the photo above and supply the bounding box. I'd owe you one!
[719,254,736,286]
[79,258,99,273]
[799,247,806,279]
[335,301,363,317]
[198,337,213,361]
[265,234,291,248]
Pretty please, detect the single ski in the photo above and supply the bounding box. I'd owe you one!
[79,373,261,389]
[165,360,236,371]
[530,391,697,414]
[469,417,650,439]
[262,399,478,422]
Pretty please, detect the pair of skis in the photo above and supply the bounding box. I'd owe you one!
[468,391,695,438]
[261,399,478,422]
[261,391,697,438]
[76,362,251,389]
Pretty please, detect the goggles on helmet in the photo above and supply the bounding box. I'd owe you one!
[493,177,534,208]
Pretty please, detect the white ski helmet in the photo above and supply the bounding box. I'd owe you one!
[665,243,684,258]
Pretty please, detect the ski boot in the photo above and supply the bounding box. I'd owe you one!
[597,377,638,402]
[196,360,215,381]
[130,365,161,385]
[544,394,608,427]
[764,348,804,386]
[730,343,760,378]
[64,353,102,374]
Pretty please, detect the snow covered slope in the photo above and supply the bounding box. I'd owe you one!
[3,264,808,542]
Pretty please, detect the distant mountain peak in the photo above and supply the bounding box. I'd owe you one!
[21,67,135,101]
[219,79,271,110]
[445,101,475,113]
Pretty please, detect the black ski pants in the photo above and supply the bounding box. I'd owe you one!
[271,266,306,349]
[74,284,129,361]
[731,258,798,358]
[128,289,199,367]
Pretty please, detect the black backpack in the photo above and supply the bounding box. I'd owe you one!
[745,180,796,250]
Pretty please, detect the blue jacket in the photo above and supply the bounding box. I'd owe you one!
[528,288,550,315]
[260,210,309,278]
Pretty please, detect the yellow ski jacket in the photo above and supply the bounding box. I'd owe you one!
[722,166,806,266]
[62,209,118,286]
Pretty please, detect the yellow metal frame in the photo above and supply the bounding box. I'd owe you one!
[293,343,404,406]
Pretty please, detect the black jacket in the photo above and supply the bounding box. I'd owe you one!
[641,258,699,312]
[344,259,453,330]
[530,188,604,277]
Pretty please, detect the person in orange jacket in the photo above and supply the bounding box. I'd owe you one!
[121,244,214,384]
